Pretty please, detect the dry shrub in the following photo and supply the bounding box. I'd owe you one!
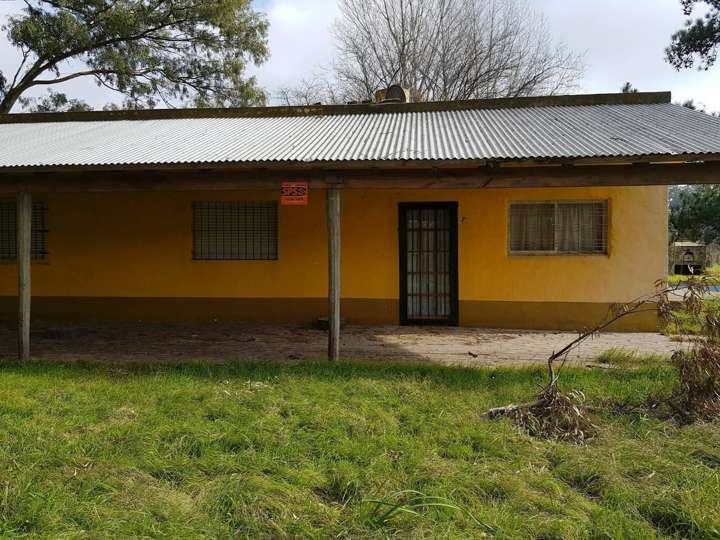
[508,386,596,445]
[660,276,720,423]
[670,343,720,423]
[485,278,720,439]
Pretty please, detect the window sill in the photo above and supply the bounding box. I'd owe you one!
[508,252,609,257]
[0,259,50,265]
[191,258,278,262]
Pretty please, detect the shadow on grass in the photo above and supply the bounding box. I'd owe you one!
[0,354,675,395]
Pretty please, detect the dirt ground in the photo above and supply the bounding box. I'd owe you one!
[0,320,681,366]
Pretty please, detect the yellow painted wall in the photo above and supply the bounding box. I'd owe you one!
[0,186,668,328]
[343,186,668,304]
[0,191,326,299]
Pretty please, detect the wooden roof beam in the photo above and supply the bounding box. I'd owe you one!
[0,161,718,192]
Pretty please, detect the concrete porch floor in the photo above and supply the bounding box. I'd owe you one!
[0,321,680,366]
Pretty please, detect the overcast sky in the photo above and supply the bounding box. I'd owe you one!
[1,0,719,111]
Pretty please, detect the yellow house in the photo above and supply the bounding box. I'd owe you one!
[1,91,720,359]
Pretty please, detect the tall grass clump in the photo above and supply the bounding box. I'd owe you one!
[610,275,720,424]
[660,276,720,423]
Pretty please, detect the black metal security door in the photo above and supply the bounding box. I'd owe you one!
[399,202,458,325]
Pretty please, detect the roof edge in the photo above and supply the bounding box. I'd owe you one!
[3,151,719,175]
[0,91,672,124]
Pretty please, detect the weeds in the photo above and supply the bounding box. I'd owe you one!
[597,348,667,368]
[662,285,720,336]
[363,489,493,533]
[660,276,720,424]
[603,276,720,427]
[670,344,720,423]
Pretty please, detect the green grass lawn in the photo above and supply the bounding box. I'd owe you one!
[1,359,719,539]
[663,296,720,337]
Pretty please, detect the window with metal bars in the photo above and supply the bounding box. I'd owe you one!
[192,201,278,260]
[509,201,608,255]
[0,201,49,261]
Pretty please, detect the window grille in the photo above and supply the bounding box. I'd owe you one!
[192,201,277,260]
[0,201,49,261]
[509,201,608,255]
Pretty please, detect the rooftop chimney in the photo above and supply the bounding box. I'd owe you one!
[374,85,412,104]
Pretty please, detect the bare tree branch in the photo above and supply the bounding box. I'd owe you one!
[316,0,584,104]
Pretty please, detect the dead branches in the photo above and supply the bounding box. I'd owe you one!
[483,387,596,444]
[508,387,596,444]
[483,278,716,443]
[670,342,720,423]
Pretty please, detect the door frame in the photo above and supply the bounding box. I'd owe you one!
[398,202,459,326]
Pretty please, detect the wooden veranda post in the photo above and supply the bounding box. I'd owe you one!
[17,191,31,361]
[326,186,341,360]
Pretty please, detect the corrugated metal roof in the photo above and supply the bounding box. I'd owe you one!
[1,100,720,169]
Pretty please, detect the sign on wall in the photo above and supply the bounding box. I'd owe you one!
[280,181,309,205]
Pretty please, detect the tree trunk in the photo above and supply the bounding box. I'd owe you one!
[0,85,28,113]
[0,97,16,114]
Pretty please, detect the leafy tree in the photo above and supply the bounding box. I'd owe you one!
[18,89,92,112]
[666,0,720,69]
[621,82,638,93]
[620,83,716,114]
[670,185,720,243]
[0,0,269,113]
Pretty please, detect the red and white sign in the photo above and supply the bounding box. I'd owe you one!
[280,181,309,205]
